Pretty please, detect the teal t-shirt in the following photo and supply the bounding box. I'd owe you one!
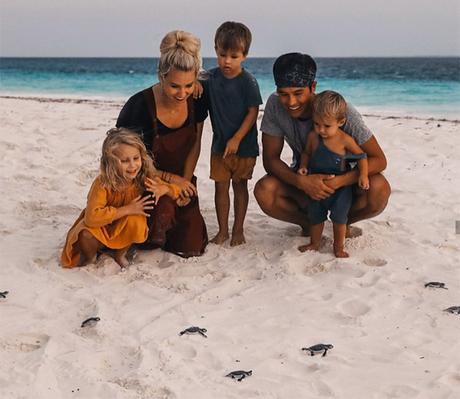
[202,67,263,157]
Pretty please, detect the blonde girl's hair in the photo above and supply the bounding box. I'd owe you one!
[100,128,155,192]
[312,90,347,122]
[158,30,202,79]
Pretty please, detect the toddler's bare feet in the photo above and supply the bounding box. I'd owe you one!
[334,245,349,258]
[230,231,246,247]
[210,231,229,245]
[298,243,320,252]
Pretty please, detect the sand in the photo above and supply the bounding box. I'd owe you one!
[0,96,459,399]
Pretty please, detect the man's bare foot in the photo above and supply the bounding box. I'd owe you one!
[298,243,320,252]
[210,231,229,245]
[346,225,362,238]
[230,231,246,247]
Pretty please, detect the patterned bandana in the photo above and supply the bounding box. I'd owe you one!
[274,63,316,88]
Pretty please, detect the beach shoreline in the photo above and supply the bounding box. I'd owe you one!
[2,94,459,123]
[0,96,459,398]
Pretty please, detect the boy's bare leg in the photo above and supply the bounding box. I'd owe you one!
[231,179,249,246]
[333,223,349,258]
[298,223,323,252]
[77,229,101,266]
[210,180,230,244]
[114,245,131,268]
[254,175,311,235]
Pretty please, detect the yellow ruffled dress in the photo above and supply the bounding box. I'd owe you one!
[61,176,181,268]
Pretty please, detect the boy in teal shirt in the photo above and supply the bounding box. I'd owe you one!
[202,21,262,246]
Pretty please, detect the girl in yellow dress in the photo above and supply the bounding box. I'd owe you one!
[61,128,181,268]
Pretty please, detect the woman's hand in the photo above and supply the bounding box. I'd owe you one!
[126,195,156,216]
[145,177,173,203]
[170,174,197,198]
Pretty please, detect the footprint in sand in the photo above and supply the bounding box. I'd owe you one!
[363,258,387,267]
[0,333,50,352]
[311,379,335,397]
[338,299,371,317]
[383,384,419,398]
[357,274,381,288]
[340,267,366,278]
[111,379,177,399]
[172,341,198,360]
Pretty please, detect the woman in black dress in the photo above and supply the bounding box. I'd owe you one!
[117,30,208,257]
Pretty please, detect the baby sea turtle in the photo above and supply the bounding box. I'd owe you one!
[0,291,9,299]
[302,344,334,357]
[226,370,252,381]
[444,306,460,314]
[425,282,448,289]
[81,317,100,328]
[179,326,207,338]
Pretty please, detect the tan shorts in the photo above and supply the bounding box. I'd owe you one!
[210,153,256,182]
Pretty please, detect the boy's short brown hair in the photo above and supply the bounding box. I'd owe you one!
[214,21,252,55]
[312,90,347,121]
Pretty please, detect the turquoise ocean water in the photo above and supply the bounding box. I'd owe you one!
[1,57,459,118]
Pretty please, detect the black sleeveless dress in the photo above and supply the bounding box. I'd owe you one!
[117,87,208,257]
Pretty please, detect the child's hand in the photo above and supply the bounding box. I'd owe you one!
[359,176,370,190]
[297,167,308,176]
[223,136,241,158]
[145,177,172,204]
[126,195,156,216]
[176,196,191,207]
[193,80,203,99]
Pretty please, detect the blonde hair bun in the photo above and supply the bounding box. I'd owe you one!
[158,30,202,78]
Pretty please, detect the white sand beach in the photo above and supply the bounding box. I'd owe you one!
[0,96,459,399]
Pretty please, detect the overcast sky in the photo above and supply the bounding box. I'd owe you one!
[1,0,459,57]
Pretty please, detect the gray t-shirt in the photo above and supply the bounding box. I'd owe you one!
[260,93,373,168]
[202,67,263,157]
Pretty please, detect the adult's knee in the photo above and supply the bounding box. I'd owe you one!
[254,177,277,209]
[368,174,391,215]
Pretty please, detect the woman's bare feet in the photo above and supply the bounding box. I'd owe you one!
[210,231,229,245]
[298,242,320,252]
